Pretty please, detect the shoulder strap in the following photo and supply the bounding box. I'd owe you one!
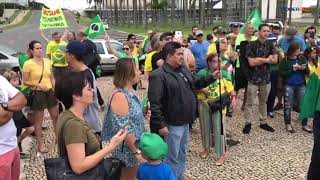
[59,117,72,157]
[38,59,45,84]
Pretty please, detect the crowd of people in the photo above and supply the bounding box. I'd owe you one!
[0,21,320,180]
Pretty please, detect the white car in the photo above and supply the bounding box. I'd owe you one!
[92,39,123,73]
[103,23,109,30]
[0,45,20,75]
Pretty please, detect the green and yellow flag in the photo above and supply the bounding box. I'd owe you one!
[85,15,105,39]
[40,8,68,29]
[240,8,262,34]
[299,67,320,121]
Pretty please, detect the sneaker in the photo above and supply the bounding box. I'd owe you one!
[273,103,283,111]
[259,123,275,132]
[267,112,275,118]
[286,124,295,133]
[302,126,313,133]
[242,123,252,134]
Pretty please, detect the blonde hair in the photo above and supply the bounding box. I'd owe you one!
[3,70,18,81]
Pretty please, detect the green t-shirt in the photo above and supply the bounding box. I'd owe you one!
[119,52,139,64]
[56,110,101,155]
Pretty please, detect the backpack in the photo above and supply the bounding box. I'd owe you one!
[238,40,251,79]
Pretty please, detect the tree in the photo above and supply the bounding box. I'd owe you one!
[314,0,320,25]
[143,0,147,30]
[171,0,175,25]
[288,0,293,25]
[183,0,188,25]
[119,0,124,26]
[222,0,227,22]
[199,0,204,28]
[266,0,270,20]
[127,0,130,26]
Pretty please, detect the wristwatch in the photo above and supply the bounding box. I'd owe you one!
[0,103,9,111]
[134,149,141,155]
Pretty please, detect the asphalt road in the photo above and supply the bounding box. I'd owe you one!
[0,10,81,52]
[0,10,144,53]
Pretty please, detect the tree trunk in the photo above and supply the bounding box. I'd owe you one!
[183,0,188,25]
[114,0,119,25]
[199,0,204,28]
[222,0,227,22]
[171,0,175,26]
[314,0,320,25]
[143,0,147,30]
[191,0,196,23]
[205,0,209,26]
[288,0,293,25]
[266,0,270,20]
[126,0,130,26]
[119,0,123,26]
[133,0,138,28]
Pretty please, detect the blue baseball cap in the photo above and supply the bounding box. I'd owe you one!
[60,41,86,57]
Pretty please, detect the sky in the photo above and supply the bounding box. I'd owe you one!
[35,0,90,10]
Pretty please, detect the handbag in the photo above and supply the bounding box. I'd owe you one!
[26,60,44,107]
[44,118,123,180]
[207,93,231,113]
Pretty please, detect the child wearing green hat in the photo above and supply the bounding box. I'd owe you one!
[137,132,175,180]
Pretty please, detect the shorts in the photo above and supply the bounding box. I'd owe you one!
[30,89,58,111]
[0,148,20,180]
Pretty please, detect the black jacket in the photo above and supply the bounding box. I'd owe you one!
[148,63,216,132]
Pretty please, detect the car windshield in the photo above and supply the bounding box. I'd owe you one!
[95,42,105,54]
[0,45,18,57]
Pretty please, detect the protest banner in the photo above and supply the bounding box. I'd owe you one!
[40,8,68,29]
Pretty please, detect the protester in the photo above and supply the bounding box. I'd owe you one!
[60,41,102,135]
[22,40,59,153]
[207,34,214,44]
[196,53,236,164]
[278,27,306,53]
[144,33,161,79]
[41,31,68,82]
[148,41,220,180]
[242,24,278,134]
[3,70,35,159]
[55,71,127,175]
[137,132,175,180]
[181,37,196,73]
[105,35,139,64]
[151,32,173,70]
[102,58,147,180]
[127,33,141,57]
[234,23,257,110]
[299,65,320,180]
[77,30,105,108]
[266,34,285,118]
[279,43,312,133]
[304,26,318,48]
[65,30,76,42]
[0,75,27,180]
[231,23,241,36]
[141,30,156,55]
[187,25,198,44]
[304,46,320,79]
[191,30,210,71]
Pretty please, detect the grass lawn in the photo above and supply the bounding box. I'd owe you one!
[3,10,33,30]
[110,22,227,37]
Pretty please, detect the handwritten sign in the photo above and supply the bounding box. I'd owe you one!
[40,8,68,29]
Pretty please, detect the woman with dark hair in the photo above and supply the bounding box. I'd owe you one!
[60,41,102,135]
[102,58,147,180]
[279,43,311,133]
[55,71,127,175]
[22,40,59,153]
[304,46,320,79]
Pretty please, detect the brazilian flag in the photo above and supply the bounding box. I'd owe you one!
[299,67,320,121]
[85,15,105,39]
[240,8,262,34]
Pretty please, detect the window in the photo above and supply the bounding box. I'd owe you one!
[0,53,8,59]
[95,42,105,54]
[110,42,123,53]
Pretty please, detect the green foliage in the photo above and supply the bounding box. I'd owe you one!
[0,6,4,17]
[147,0,168,10]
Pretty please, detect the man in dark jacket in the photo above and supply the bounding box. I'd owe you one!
[148,41,220,180]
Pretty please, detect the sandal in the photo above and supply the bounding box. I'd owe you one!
[199,149,209,159]
[215,151,229,166]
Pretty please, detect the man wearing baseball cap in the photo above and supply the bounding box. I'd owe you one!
[60,41,102,135]
[278,26,306,53]
[191,30,210,71]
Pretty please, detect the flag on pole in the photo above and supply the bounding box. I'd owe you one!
[240,8,262,34]
[85,15,105,39]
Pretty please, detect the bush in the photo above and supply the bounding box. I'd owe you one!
[0,6,4,17]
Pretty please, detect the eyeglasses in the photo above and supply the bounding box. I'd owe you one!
[130,37,137,40]
[122,47,130,51]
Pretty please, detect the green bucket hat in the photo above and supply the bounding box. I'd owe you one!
[140,132,168,160]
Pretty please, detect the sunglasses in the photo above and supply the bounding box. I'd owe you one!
[122,47,130,51]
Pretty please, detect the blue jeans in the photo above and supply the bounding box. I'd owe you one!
[267,71,279,113]
[165,124,189,180]
[283,84,307,126]
[308,111,320,180]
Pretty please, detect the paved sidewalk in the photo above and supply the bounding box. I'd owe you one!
[20,76,312,179]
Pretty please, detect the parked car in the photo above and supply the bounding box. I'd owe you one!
[0,45,20,75]
[92,39,123,73]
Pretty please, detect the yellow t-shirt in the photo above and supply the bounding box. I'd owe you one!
[132,46,140,57]
[23,59,53,89]
[207,44,233,55]
[46,40,68,67]
[144,50,157,72]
